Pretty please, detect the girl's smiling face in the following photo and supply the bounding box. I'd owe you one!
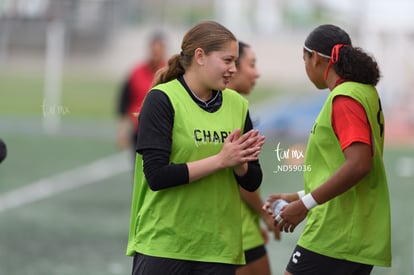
[197,41,239,91]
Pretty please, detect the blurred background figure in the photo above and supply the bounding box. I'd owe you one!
[115,31,167,154]
[0,138,7,164]
[227,41,279,275]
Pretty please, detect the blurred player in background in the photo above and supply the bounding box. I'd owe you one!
[0,138,7,164]
[228,41,279,275]
[116,31,167,154]
[264,24,391,275]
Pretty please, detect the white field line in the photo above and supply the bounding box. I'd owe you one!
[0,151,131,212]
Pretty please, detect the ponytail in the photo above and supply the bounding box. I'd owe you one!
[152,54,185,86]
[334,46,381,86]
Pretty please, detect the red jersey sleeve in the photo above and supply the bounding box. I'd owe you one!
[332,96,372,153]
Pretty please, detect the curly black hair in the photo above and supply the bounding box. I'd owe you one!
[304,24,381,86]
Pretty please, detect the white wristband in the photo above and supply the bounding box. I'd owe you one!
[297,190,305,198]
[301,193,318,210]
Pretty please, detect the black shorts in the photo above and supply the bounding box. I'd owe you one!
[286,245,374,275]
[244,245,267,264]
[132,252,237,275]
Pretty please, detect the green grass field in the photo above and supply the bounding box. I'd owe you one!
[0,71,413,274]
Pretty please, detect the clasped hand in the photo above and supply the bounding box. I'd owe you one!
[218,129,265,174]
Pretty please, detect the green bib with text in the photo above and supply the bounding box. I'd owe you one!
[299,81,391,266]
[127,79,248,265]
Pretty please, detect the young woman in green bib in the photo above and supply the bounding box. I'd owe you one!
[264,24,391,274]
[228,41,280,275]
[126,21,265,275]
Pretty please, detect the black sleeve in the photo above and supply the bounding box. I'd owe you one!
[136,90,174,152]
[235,111,263,192]
[142,149,189,191]
[117,79,131,116]
[137,90,190,191]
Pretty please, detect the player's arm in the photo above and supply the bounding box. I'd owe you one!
[139,92,263,191]
[240,188,281,240]
[138,90,188,191]
[311,143,371,204]
[116,79,133,148]
[118,79,130,114]
[309,96,373,204]
[240,187,265,215]
[276,96,373,232]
